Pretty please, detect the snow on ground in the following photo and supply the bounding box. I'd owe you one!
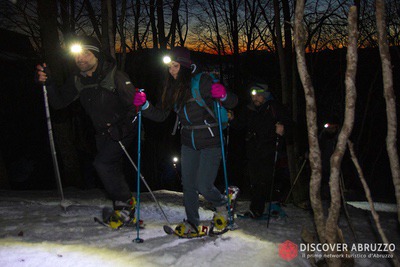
[0,189,398,267]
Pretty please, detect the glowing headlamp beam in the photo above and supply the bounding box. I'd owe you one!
[163,56,172,64]
[70,44,83,54]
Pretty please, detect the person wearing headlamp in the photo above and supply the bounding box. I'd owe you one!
[230,82,291,219]
[35,35,138,227]
[133,46,238,234]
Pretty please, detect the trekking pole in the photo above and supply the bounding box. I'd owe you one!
[134,89,144,243]
[267,135,280,228]
[42,81,70,210]
[118,140,171,225]
[283,157,307,205]
[216,100,233,227]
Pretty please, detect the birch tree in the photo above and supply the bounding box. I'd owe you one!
[295,2,358,265]
[375,0,400,225]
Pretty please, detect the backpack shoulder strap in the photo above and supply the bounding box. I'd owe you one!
[191,73,205,106]
[190,72,217,120]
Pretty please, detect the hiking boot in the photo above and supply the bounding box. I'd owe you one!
[174,220,199,236]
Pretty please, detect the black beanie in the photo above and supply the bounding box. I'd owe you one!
[249,83,273,100]
[76,36,101,59]
[170,47,191,69]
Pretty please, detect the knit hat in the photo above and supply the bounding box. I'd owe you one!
[72,35,101,59]
[170,47,191,69]
[249,83,272,100]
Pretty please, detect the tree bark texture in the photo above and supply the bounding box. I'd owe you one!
[376,0,400,225]
[325,6,358,266]
[294,0,325,242]
[149,0,158,49]
[107,0,116,59]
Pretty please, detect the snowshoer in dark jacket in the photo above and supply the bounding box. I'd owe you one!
[230,83,291,218]
[36,36,137,227]
[133,47,238,234]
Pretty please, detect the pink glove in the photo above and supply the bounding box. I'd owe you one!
[211,83,227,99]
[133,91,147,107]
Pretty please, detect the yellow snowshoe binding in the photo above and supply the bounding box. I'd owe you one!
[174,220,207,238]
[107,197,137,229]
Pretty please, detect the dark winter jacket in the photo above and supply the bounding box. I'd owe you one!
[142,72,238,149]
[46,58,137,136]
[230,99,291,159]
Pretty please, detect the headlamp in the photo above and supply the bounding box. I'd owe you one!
[251,88,265,95]
[70,43,83,54]
[163,55,172,64]
[324,123,330,128]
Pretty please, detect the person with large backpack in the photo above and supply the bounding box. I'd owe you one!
[35,35,138,228]
[229,83,292,219]
[133,47,238,236]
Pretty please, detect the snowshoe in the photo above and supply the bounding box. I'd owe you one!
[94,197,144,230]
[164,220,208,238]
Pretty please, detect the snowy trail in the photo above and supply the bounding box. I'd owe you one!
[0,189,398,266]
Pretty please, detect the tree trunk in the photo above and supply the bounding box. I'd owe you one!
[324,6,358,265]
[149,0,158,49]
[273,0,288,103]
[70,0,75,32]
[107,0,116,59]
[228,0,240,91]
[133,0,141,50]
[376,0,400,225]
[209,0,224,78]
[101,0,110,52]
[168,0,181,47]
[294,0,325,243]
[273,0,299,205]
[118,0,127,70]
[60,0,71,37]
[156,0,167,49]
[84,0,102,40]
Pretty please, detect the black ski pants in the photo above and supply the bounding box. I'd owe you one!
[247,152,275,216]
[93,133,134,202]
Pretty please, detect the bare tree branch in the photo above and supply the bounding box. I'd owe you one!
[348,140,400,266]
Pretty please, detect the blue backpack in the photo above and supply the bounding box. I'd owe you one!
[190,72,229,129]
